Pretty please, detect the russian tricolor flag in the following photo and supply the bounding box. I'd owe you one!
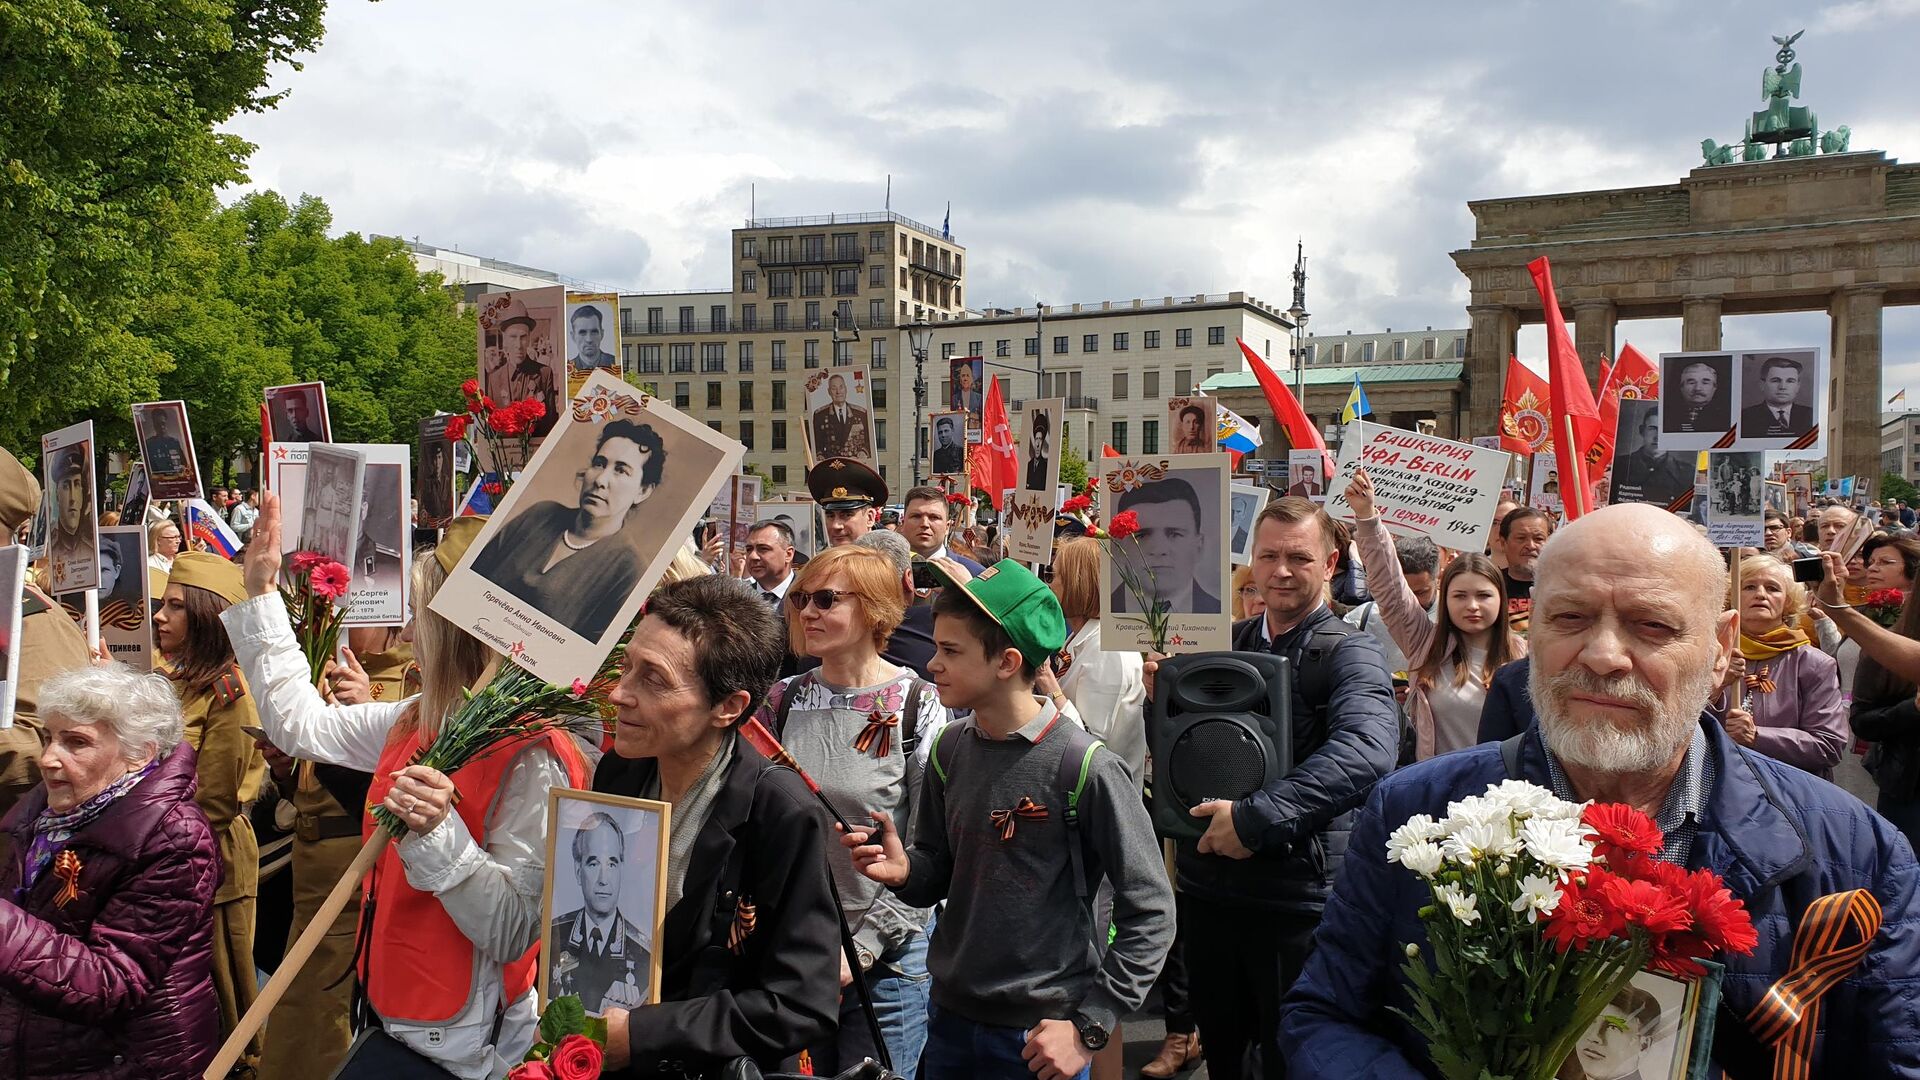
[1216,405,1263,456]
[185,499,241,558]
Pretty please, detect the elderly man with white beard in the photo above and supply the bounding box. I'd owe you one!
[1279,503,1920,1079]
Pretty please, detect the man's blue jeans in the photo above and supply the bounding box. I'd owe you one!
[919,1003,1089,1080]
[825,919,932,1077]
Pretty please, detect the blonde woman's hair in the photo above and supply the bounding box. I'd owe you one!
[1049,538,1102,622]
[405,549,495,738]
[787,545,906,656]
[1231,564,1258,620]
[660,540,714,585]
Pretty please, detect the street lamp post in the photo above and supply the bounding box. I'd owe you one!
[908,318,934,485]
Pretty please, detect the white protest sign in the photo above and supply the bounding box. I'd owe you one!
[1325,421,1509,554]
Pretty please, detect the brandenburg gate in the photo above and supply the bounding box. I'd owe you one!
[1451,35,1920,482]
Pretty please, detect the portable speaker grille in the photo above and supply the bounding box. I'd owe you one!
[1167,719,1270,806]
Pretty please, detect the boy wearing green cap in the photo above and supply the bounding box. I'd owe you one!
[845,558,1174,1080]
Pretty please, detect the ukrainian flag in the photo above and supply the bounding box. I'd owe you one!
[1341,376,1372,425]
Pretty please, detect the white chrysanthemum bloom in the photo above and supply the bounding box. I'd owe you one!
[1433,881,1481,925]
[1482,779,1566,819]
[1533,796,1591,823]
[1386,814,1445,863]
[1441,817,1521,867]
[1395,839,1446,878]
[1510,874,1563,923]
[1442,794,1510,830]
[1519,816,1594,879]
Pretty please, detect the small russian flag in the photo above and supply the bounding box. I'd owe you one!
[185,499,241,558]
[1216,405,1263,455]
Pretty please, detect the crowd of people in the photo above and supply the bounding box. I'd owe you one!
[1,440,1917,1080]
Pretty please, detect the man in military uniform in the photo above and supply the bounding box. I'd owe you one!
[139,407,192,484]
[549,811,653,1016]
[481,296,561,438]
[810,373,871,460]
[807,457,886,547]
[45,444,96,592]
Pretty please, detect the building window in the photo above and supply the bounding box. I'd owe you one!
[709,421,722,433]
[768,237,790,261]
[968,341,983,356]
[876,419,887,451]
[834,268,858,295]
[801,270,825,297]
[647,306,664,333]
[939,380,950,405]
[942,343,957,360]
[1305,343,1318,363]
[805,301,821,328]
[899,267,909,290]
[912,277,923,301]
[1206,367,1222,379]
[738,381,754,410]
[1025,337,1039,356]
[741,271,757,293]
[674,382,691,408]
[1113,332,1129,351]
[1113,371,1128,400]
[772,303,789,330]
[1176,369,1192,395]
[953,285,961,307]
[900,235,909,255]
[638,344,662,374]
[833,233,858,260]
[868,229,886,253]
[835,300,853,327]
[679,306,695,332]
[835,341,853,366]
[870,264,886,288]
[670,344,694,372]
[702,343,725,372]
[800,235,825,261]
[873,379,887,408]
[1053,335,1068,355]
[1142,369,1160,398]
[772,381,787,411]
[771,465,787,485]
[734,343,754,372]
[1362,341,1376,363]
[1143,419,1160,455]
[769,271,794,297]
[741,304,757,330]
[1175,328,1193,347]
[738,419,753,449]
[1111,421,1128,454]
[804,340,820,368]
[1208,326,1226,346]
[707,382,722,408]
[1083,333,1098,353]
[771,341,787,371]
[711,304,727,328]
[871,338,886,368]
[912,238,923,262]
[1454,337,1465,358]
[772,419,787,449]
[996,339,1011,357]
[954,255,963,277]
[742,237,759,259]
[1145,329,1161,349]
[870,299,886,324]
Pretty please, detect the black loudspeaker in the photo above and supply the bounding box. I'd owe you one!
[1147,651,1294,841]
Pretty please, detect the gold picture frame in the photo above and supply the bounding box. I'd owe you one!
[538,787,672,1017]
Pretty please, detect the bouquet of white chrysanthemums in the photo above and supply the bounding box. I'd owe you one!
[1386,779,1755,1080]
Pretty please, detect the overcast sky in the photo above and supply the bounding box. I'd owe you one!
[228,0,1920,392]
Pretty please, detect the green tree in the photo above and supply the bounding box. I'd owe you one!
[1058,451,1089,493]
[1883,472,1918,506]
[0,0,326,446]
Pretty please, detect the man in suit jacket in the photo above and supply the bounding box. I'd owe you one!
[1107,477,1220,614]
[931,419,965,474]
[1738,355,1814,439]
[1669,360,1730,433]
[951,363,983,413]
[810,374,870,459]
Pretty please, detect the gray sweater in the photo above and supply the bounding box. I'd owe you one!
[894,704,1175,1032]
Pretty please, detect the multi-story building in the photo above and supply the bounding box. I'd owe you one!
[396,239,576,304]
[1882,411,1920,481]
[1202,325,1470,450]
[619,211,967,492]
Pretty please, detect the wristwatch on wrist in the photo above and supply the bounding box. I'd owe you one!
[1073,1015,1109,1051]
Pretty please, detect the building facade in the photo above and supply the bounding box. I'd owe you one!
[397,239,573,303]
[1883,411,1920,481]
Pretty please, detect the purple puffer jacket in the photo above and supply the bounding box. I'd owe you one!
[0,741,221,1079]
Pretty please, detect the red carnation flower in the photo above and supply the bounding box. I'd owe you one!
[484,481,504,496]
[461,378,481,398]
[515,398,548,422]
[308,561,351,600]
[480,395,497,411]
[1107,510,1141,539]
[444,414,469,441]
[1598,874,1692,935]
[489,409,525,436]
[550,1034,603,1080]
[289,550,327,574]
[1061,494,1092,515]
[1583,802,1663,862]
[506,1062,555,1080]
[1542,869,1625,952]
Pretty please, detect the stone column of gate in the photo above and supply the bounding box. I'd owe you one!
[1829,286,1885,484]
[1467,303,1519,435]
[1571,300,1617,385]
[1682,297,1723,352]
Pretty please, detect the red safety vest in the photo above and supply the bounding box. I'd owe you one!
[359,723,591,1024]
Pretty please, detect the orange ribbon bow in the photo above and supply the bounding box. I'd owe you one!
[728,897,758,954]
[1746,888,1882,1080]
[52,850,82,908]
[1745,666,1777,695]
[854,712,900,759]
[990,797,1049,841]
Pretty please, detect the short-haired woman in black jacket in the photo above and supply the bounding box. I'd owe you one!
[593,575,842,1077]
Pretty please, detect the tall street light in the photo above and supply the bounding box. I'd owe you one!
[908,317,934,485]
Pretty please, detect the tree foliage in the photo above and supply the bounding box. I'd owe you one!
[0,0,326,445]
[1882,472,1917,506]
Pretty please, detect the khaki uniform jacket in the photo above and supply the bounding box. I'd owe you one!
[177,667,267,905]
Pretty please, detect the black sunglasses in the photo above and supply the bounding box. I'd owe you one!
[787,589,854,612]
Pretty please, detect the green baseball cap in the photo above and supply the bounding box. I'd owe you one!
[928,558,1067,668]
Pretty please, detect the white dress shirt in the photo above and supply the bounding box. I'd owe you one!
[1057,619,1147,785]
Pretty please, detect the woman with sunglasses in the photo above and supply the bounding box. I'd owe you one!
[749,545,950,1076]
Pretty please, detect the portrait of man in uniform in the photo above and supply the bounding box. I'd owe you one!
[1611,400,1695,508]
[133,401,202,501]
[809,373,871,461]
[1023,409,1052,492]
[931,413,966,475]
[44,441,97,596]
[301,445,364,576]
[548,811,653,1016]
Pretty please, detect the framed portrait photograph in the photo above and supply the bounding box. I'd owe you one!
[120,462,151,524]
[1285,449,1327,502]
[1610,399,1698,512]
[1657,352,1735,450]
[757,498,817,557]
[432,372,745,685]
[342,446,412,626]
[477,285,566,443]
[1530,452,1563,513]
[1097,454,1233,653]
[540,788,669,1017]
[264,381,332,444]
[566,293,621,378]
[41,420,99,596]
[949,356,985,416]
[1733,348,1823,452]
[301,444,366,586]
[1228,481,1269,566]
[1556,965,1721,1080]
[132,400,202,502]
[1168,395,1217,455]
[930,411,968,477]
[804,369,875,465]
[417,415,458,529]
[1706,450,1765,548]
[87,526,153,670]
[1004,398,1064,564]
[0,545,24,730]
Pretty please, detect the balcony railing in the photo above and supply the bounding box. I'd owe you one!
[910,255,960,281]
[743,210,953,243]
[752,248,866,267]
[622,312,905,337]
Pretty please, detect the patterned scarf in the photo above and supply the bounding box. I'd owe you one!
[21,760,157,894]
[1738,624,1811,661]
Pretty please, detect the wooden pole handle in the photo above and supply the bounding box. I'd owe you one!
[202,828,392,1079]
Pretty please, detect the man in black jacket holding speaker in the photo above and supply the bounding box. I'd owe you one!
[1150,495,1399,1079]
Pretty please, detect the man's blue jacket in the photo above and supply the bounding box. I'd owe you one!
[1280,718,1920,1078]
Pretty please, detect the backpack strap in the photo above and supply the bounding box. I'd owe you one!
[771,672,814,741]
[1293,621,1359,718]
[1500,732,1527,779]
[901,677,928,759]
[1056,724,1106,905]
[928,721,959,786]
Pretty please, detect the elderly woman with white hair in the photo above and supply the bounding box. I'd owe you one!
[0,663,221,1078]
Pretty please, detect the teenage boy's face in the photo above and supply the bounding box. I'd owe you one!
[929,611,1012,711]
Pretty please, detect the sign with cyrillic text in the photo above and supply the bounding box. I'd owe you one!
[1326,422,1510,554]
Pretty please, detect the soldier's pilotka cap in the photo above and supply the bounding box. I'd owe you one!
[807,458,887,512]
[169,552,247,606]
[927,558,1067,668]
[0,446,41,532]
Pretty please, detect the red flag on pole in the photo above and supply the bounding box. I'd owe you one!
[974,376,1017,510]
[1527,257,1602,520]
[1101,444,1121,459]
[1236,338,1332,476]
[1498,355,1553,457]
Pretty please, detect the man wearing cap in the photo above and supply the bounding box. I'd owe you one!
[46,443,97,591]
[808,458,886,547]
[139,407,192,488]
[0,448,90,839]
[481,295,561,438]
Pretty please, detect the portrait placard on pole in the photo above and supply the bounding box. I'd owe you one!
[1658,348,1824,454]
[1705,451,1766,548]
[1097,454,1232,654]
[132,400,203,502]
[264,382,333,444]
[804,369,876,465]
[41,420,100,596]
[539,788,669,1015]
[1006,398,1064,564]
[1324,422,1511,555]
[0,545,24,730]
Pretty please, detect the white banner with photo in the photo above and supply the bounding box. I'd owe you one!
[1006,398,1064,564]
[1657,348,1824,454]
[271,443,413,622]
[756,498,817,557]
[432,372,745,686]
[0,545,26,729]
[565,293,622,384]
[1097,454,1233,654]
[1324,422,1510,555]
[1228,481,1270,566]
[40,420,100,596]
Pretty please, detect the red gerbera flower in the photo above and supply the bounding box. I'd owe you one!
[1673,866,1759,955]
[1543,869,1624,952]
[1598,874,1692,935]
[308,561,351,600]
[1583,802,1663,863]
[1107,510,1141,539]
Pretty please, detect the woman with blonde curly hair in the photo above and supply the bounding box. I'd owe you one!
[1724,555,1847,779]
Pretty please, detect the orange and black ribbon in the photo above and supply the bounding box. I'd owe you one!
[1746,888,1882,1080]
[728,897,758,954]
[853,711,900,759]
[52,851,82,908]
[1746,665,1777,695]
[990,797,1048,841]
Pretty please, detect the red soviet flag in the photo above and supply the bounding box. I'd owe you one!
[1499,355,1553,458]
[1586,344,1659,474]
[1528,257,1602,519]
[972,375,1017,510]
[1236,338,1333,478]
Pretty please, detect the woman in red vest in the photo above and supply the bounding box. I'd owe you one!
[223,496,598,1079]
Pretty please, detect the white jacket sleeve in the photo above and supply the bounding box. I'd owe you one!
[1063,623,1148,784]
[220,592,407,772]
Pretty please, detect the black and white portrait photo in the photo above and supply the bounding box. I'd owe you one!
[92,526,153,670]
[301,444,366,580]
[566,295,620,373]
[435,372,743,685]
[1737,350,1817,442]
[265,382,332,443]
[1287,450,1326,500]
[1229,482,1268,566]
[343,449,411,626]
[1610,399,1697,509]
[132,400,203,502]
[541,789,668,1016]
[1555,971,1695,1080]
[0,546,25,730]
[417,415,457,529]
[1107,476,1223,615]
[949,356,984,414]
[1659,353,1733,444]
[807,371,872,462]
[931,412,966,475]
[478,285,566,441]
[1022,402,1060,493]
[41,422,99,596]
[1169,396,1215,455]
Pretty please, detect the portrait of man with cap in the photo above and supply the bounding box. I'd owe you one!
[807,458,886,547]
[134,401,200,499]
[45,440,98,595]
[267,383,330,443]
[481,292,562,439]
